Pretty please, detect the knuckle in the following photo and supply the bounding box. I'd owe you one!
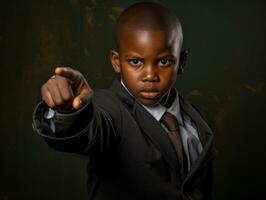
[41,85,46,94]
[54,98,63,106]
[47,79,55,84]
[50,104,56,109]
[47,101,55,108]
[60,95,69,102]
[41,86,50,99]
[62,93,72,102]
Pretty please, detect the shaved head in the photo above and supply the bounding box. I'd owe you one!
[115,2,183,50]
[110,2,187,106]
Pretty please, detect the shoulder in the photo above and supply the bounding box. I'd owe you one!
[91,88,124,115]
[190,103,206,120]
[91,88,120,106]
[178,93,206,120]
[93,88,114,99]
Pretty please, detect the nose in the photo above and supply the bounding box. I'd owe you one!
[142,65,160,82]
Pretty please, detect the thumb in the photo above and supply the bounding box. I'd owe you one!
[72,88,93,110]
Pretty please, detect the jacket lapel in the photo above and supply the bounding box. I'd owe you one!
[133,102,179,171]
[179,95,216,184]
[110,80,216,185]
[110,80,179,174]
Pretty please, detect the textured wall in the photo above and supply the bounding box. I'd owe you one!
[0,0,266,199]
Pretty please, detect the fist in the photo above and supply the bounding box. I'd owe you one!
[41,67,93,113]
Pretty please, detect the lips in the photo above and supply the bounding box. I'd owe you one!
[139,88,160,99]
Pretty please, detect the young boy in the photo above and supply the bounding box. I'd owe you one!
[33,2,216,200]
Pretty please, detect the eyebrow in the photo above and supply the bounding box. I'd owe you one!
[124,53,176,59]
[124,55,143,59]
[158,54,175,58]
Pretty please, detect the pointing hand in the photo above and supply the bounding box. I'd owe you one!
[41,67,93,113]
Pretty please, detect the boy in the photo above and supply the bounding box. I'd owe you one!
[33,2,216,200]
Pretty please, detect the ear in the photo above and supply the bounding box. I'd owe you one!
[177,50,188,75]
[110,50,121,73]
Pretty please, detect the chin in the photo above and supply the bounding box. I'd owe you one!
[139,99,160,107]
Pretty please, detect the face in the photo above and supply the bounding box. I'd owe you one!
[111,29,183,106]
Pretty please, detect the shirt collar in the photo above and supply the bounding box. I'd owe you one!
[120,80,184,126]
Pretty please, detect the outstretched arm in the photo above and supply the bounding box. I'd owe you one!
[32,67,118,156]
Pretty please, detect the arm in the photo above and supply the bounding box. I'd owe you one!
[32,67,118,156]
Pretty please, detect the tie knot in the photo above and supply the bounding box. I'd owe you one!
[160,112,179,132]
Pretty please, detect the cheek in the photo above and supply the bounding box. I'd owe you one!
[161,69,177,85]
[122,64,141,81]
[120,64,140,90]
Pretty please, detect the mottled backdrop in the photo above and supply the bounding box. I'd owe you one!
[0,0,265,199]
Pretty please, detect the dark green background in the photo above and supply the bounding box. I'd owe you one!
[1,0,265,199]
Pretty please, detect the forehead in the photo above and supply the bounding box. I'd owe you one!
[118,28,182,53]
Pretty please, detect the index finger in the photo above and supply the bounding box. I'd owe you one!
[55,67,82,83]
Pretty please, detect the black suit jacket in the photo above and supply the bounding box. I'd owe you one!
[33,80,216,200]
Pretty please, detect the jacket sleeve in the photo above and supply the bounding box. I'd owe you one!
[32,100,119,157]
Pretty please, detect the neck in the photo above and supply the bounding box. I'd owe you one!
[160,88,176,108]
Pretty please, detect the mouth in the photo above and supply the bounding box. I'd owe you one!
[139,89,160,99]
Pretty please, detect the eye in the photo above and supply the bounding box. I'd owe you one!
[129,58,142,66]
[158,58,175,67]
